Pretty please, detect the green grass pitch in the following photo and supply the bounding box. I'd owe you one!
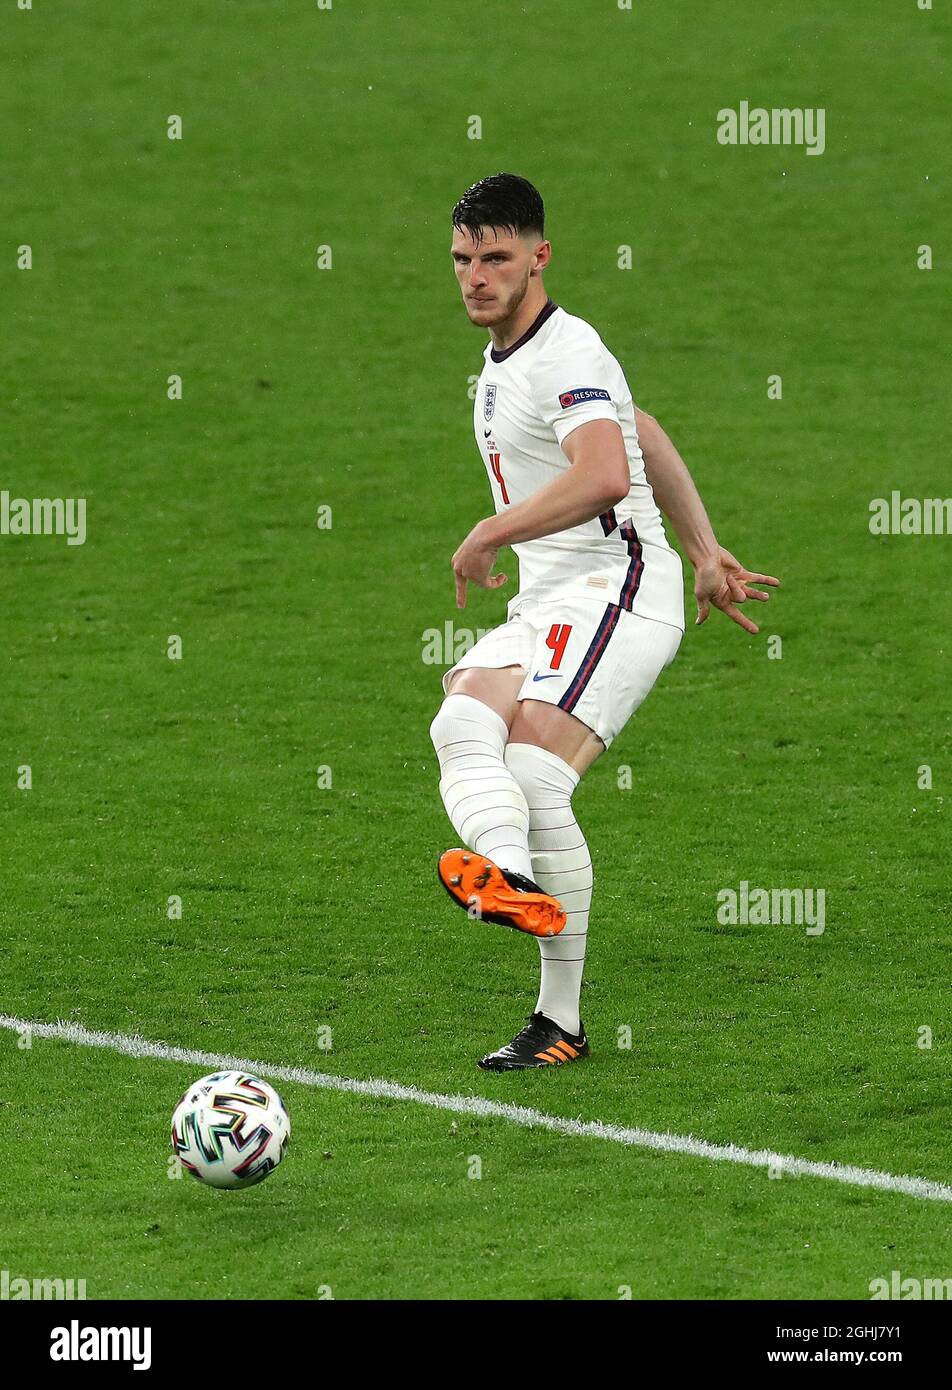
[2,0,950,1300]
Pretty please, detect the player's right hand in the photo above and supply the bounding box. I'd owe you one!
[451,520,509,609]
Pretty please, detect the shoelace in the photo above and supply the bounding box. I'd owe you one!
[512,1012,555,1047]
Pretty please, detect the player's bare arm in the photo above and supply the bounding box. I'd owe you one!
[451,418,629,609]
[635,407,781,634]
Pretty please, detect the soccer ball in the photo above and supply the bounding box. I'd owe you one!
[171,1071,290,1189]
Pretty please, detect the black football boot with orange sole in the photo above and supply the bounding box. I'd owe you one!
[437,848,566,939]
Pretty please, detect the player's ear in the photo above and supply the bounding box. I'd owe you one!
[534,239,552,270]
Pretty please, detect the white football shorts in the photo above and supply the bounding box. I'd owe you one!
[441,594,682,749]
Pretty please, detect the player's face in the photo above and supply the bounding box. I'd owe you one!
[451,226,539,327]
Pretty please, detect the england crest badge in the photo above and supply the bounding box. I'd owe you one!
[484,383,497,421]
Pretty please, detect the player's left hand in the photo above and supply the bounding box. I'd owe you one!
[694,547,780,634]
[451,520,509,609]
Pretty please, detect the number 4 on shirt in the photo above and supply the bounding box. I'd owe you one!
[544,624,572,671]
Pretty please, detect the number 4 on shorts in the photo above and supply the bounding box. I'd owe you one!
[544,623,572,671]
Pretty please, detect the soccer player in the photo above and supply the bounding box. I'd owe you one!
[430,172,779,1071]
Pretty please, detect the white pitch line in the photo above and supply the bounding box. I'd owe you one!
[3,1013,951,1204]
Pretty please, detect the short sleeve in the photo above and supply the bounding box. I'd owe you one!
[528,339,621,446]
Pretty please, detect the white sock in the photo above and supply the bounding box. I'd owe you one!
[504,742,592,1037]
[429,694,534,879]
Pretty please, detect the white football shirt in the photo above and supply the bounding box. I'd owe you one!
[474,298,684,631]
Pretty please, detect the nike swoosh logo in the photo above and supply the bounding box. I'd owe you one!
[532,672,562,682]
[484,429,492,437]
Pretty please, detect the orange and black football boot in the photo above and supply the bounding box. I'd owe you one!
[478,1011,590,1071]
[437,848,566,938]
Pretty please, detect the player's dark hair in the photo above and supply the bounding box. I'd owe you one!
[451,172,545,244]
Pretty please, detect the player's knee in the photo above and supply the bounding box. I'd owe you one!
[428,704,447,754]
[504,742,576,804]
[429,695,465,752]
[429,693,507,759]
[429,698,464,756]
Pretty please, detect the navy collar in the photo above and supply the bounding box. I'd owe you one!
[489,297,559,363]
